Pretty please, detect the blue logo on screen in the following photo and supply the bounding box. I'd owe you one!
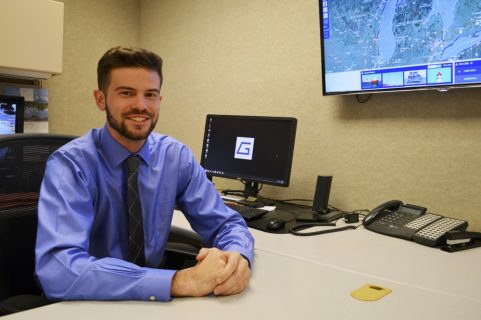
[234,137,255,160]
[237,142,251,155]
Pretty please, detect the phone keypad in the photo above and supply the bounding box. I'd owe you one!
[378,212,414,226]
[415,217,466,240]
[405,213,441,230]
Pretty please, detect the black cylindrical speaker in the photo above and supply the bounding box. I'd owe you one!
[312,175,332,213]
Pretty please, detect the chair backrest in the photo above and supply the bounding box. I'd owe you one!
[0,133,76,299]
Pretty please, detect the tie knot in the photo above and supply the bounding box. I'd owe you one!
[126,155,140,173]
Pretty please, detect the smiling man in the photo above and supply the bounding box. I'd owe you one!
[35,46,254,302]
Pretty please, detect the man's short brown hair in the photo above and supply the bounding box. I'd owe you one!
[97,46,163,92]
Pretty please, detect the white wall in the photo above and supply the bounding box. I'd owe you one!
[47,0,481,229]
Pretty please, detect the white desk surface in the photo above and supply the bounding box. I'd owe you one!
[5,250,481,320]
[5,212,481,319]
[172,212,481,302]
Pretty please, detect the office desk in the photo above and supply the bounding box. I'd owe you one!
[5,212,481,319]
[4,249,481,320]
[172,212,481,302]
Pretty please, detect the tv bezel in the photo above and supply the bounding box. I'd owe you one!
[318,1,481,96]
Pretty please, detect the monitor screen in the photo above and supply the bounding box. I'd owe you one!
[320,1,481,95]
[200,114,297,197]
[0,95,24,135]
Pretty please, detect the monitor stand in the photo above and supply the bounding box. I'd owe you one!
[296,210,343,223]
[314,210,343,222]
[237,181,275,208]
[237,198,265,207]
[242,181,259,199]
[234,181,262,207]
[217,179,262,206]
[220,180,275,208]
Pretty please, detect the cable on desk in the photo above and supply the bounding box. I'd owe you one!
[275,198,312,206]
[289,224,357,236]
[288,209,368,236]
[219,189,369,224]
[268,198,343,213]
[219,189,245,197]
[345,209,369,221]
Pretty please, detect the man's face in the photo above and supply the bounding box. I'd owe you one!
[94,67,162,149]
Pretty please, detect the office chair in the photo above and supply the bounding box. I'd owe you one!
[0,133,202,316]
[0,133,76,316]
[163,225,203,270]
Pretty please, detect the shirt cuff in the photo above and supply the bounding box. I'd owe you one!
[226,245,254,269]
[137,268,177,302]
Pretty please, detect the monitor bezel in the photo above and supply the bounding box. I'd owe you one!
[200,114,297,189]
[0,95,25,134]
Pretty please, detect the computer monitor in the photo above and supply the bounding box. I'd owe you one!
[0,95,24,135]
[200,114,297,198]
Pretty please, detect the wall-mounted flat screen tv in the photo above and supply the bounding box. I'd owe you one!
[319,0,481,95]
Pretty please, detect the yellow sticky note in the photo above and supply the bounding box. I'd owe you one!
[351,284,392,301]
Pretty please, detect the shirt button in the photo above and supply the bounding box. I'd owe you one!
[149,296,156,301]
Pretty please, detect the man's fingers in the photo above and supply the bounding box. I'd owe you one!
[195,247,209,261]
[214,257,250,295]
[215,252,240,284]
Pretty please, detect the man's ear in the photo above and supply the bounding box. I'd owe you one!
[93,90,106,111]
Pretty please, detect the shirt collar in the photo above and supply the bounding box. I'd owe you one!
[98,125,151,168]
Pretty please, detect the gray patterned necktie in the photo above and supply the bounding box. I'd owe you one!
[126,156,146,266]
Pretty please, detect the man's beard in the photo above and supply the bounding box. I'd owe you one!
[105,104,158,141]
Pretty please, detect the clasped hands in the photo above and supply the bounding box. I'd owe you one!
[171,247,251,297]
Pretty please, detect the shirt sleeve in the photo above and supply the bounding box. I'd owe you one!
[175,147,255,266]
[35,153,175,302]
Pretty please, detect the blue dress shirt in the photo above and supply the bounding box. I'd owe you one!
[35,126,254,302]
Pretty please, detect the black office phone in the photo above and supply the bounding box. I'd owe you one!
[363,200,468,247]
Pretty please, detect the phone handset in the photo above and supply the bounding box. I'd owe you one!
[362,200,403,226]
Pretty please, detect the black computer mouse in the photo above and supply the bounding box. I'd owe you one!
[266,218,285,231]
